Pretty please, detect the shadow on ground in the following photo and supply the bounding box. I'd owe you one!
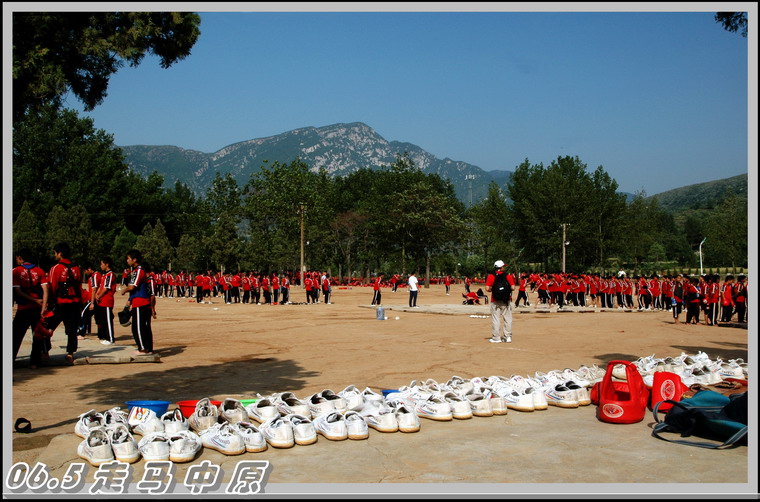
[71,356,320,406]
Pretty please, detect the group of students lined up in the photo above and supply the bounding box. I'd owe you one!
[119,269,336,305]
[504,271,748,325]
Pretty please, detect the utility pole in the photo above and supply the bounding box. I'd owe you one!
[699,237,707,276]
[299,203,305,289]
[561,223,569,274]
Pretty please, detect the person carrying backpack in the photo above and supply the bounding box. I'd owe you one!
[46,242,84,364]
[485,260,514,343]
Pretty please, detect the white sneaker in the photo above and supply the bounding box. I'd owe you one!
[103,407,130,431]
[274,392,311,417]
[487,376,535,412]
[360,387,386,409]
[199,422,246,455]
[575,364,605,385]
[489,338,502,343]
[318,389,347,413]
[245,397,280,424]
[138,432,171,461]
[100,340,113,345]
[108,424,140,463]
[75,409,106,438]
[168,430,202,463]
[392,402,421,433]
[338,385,365,412]
[219,398,247,425]
[283,414,318,445]
[188,398,220,433]
[539,382,579,408]
[233,421,268,452]
[259,416,295,448]
[503,335,512,343]
[77,427,115,466]
[359,402,399,433]
[161,408,190,434]
[306,393,336,418]
[312,411,349,440]
[441,391,473,419]
[128,406,165,436]
[406,394,453,421]
[343,411,370,440]
[446,376,474,396]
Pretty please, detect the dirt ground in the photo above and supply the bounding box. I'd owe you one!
[9,283,752,491]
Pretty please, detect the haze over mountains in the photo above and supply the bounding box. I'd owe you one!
[120,122,745,208]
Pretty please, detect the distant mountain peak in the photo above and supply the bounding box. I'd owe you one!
[121,123,505,204]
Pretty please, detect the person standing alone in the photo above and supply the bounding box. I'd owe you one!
[408,272,420,308]
[486,260,514,343]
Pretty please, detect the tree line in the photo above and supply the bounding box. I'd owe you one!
[12,106,747,279]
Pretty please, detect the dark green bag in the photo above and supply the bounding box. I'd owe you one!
[651,390,748,449]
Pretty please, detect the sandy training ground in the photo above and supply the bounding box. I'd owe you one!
[8,283,753,495]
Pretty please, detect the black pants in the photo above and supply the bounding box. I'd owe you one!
[322,289,330,304]
[47,302,81,354]
[515,290,529,307]
[131,305,153,352]
[686,303,701,324]
[735,303,746,323]
[243,290,251,304]
[281,288,290,304]
[13,308,50,365]
[96,305,115,343]
[372,290,381,305]
[409,290,418,307]
[672,303,683,320]
[721,304,734,323]
[196,287,204,303]
[273,289,280,304]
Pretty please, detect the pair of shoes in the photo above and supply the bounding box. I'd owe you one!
[138,430,202,461]
[199,422,246,455]
[219,398,247,425]
[189,397,220,433]
[358,401,399,432]
[128,406,165,436]
[161,408,189,434]
[245,396,280,423]
[312,411,351,441]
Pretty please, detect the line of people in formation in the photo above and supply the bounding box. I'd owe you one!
[118,269,335,306]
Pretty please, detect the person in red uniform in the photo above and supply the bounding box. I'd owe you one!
[13,248,51,368]
[195,272,205,303]
[94,257,117,344]
[322,273,332,304]
[720,275,735,323]
[704,274,721,326]
[671,274,685,324]
[514,273,530,307]
[732,275,747,323]
[303,274,313,304]
[271,273,280,305]
[371,273,383,305]
[281,273,291,304]
[79,263,100,339]
[444,274,452,296]
[684,277,702,325]
[47,242,84,364]
[121,249,155,354]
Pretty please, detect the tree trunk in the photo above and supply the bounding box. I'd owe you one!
[425,252,431,288]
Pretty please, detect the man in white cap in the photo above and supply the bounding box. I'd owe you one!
[485,260,514,343]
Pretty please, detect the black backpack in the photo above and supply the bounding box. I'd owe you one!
[491,273,512,303]
[56,262,82,300]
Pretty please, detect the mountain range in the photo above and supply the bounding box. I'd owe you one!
[119,122,745,209]
[121,122,514,205]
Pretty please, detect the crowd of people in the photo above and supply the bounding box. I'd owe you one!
[13,242,749,368]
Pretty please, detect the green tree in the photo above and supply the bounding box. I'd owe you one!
[13,12,201,121]
[703,195,748,269]
[13,200,45,261]
[44,205,95,265]
[715,12,747,37]
[588,166,627,267]
[110,227,137,266]
[135,220,174,271]
[469,182,512,271]
[175,233,203,272]
[207,213,242,273]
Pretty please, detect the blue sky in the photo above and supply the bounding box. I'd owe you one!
[60,6,751,196]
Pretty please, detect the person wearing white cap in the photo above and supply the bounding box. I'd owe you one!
[485,260,514,343]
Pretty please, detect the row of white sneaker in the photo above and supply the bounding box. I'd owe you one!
[384,366,605,418]
[619,351,748,388]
